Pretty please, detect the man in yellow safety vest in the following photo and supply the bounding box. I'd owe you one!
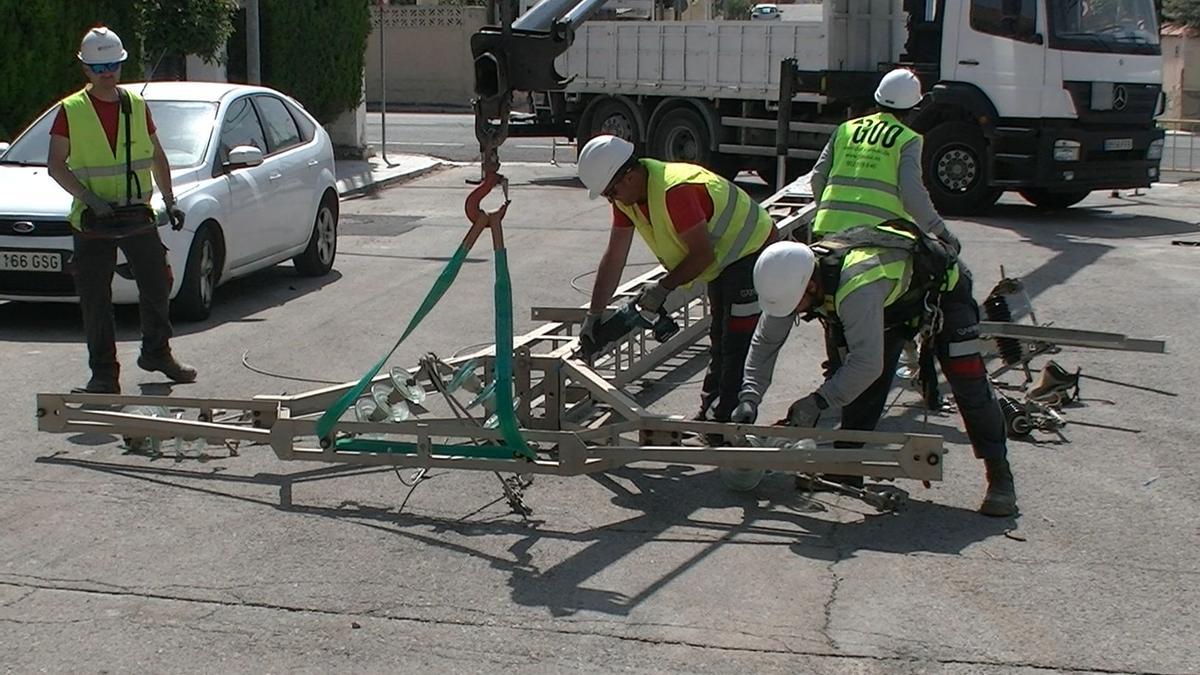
[47,26,195,395]
[576,135,777,426]
[811,67,960,253]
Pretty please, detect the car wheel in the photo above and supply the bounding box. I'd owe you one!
[1018,189,1090,210]
[922,121,1002,215]
[172,225,220,322]
[294,193,338,277]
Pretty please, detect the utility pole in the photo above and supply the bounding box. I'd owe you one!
[245,0,261,84]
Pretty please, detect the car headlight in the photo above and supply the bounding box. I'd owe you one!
[1053,140,1081,162]
[1147,139,1164,160]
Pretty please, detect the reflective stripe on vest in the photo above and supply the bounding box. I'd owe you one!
[614,159,773,286]
[61,88,155,230]
[813,112,920,238]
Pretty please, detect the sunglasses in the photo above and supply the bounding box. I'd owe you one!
[602,166,634,200]
[87,62,122,74]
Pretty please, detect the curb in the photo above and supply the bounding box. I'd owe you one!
[336,161,447,199]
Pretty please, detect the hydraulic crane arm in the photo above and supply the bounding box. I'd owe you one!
[470,0,608,173]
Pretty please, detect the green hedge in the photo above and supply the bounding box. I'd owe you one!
[229,0,371,125]
[0,1,143,139]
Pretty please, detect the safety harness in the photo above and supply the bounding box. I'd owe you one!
[810,219,957,333]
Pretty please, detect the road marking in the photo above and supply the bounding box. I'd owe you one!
[377,142,466,147]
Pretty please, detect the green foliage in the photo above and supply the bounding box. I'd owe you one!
[0,0,142,139]
[137,0,239,69]
[1163,0,1200,27]
[256,0,372,124]
[720,0,753,20]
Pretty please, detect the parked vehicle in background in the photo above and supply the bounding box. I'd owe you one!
[0,81,339,321]
[750,3,781,21]
[511,0,1166,214]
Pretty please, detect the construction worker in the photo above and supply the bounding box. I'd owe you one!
[47,27,195,395]
[577,135,777,424]
[810,67,960,253]
[732,223,1018,517]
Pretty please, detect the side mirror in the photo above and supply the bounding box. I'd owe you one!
[0,142,10,156]
[223,145,264,172]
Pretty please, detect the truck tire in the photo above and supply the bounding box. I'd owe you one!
[923,121,1001,215]
[1018,189,1090,210]
[172,224,221,322]
[650,107,712,166]
[583,97,640,144]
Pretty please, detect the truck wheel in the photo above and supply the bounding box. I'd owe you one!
[172,224,220,322]
[651,108,711,166]
[1018,189,1090,210]
[923,121,1001,215]
[584,97,639,143]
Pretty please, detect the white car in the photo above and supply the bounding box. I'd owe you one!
[750,3,781,20]
[0,81,338,321]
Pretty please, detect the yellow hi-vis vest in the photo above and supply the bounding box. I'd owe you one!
[61,87,155,230]
[614,159,773,286]
[812,112,920,238]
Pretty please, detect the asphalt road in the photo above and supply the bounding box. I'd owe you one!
[368,112,1200,180]
[2,166,1199,671]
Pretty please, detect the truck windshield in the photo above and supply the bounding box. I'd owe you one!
[1049,0,1161,55]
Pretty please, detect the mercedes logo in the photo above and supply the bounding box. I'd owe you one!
[1113,85,1128,111]
[12,221,35,234]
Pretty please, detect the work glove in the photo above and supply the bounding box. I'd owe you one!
[939,227,962,255]
[731,400,758,424]
[81,191,114,219]
[581,311,602,345]
[166,204,186,231]
[637,280,672,314]
[785,392,827,428]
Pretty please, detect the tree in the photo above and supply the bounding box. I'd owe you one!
[1162,0,1200,27]
[136,0,240,79]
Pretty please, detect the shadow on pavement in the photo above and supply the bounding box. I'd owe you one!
[0,266,343,344]
[36,451,1008,618]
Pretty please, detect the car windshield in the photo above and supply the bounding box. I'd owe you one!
[1050,0,1160,51]
[0,99,218,168]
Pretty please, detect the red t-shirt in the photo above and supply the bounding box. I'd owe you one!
[50,91,157,154]
[612,183,713,233]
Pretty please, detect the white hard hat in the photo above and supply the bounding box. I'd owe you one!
[78,27,128,65]
[874,68,922,110]
[578,134,635,200]
[754,241,816,317]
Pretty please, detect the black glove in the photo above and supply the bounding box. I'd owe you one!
[940,227,962,255]
[731,400,758,424]
[81,191,114,218]
[581,311,602,344]
[167,205,186,231]
[637,281,672,313]
[785,393,827,428]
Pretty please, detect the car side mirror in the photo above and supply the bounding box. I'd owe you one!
[0,142,10,156]
[223,145,264,172]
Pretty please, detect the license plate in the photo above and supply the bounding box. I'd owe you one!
[0,250,63,272]
[1104,138,1134,151]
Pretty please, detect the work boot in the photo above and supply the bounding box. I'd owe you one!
[137,353,197,383]
[72,375,120,395]
[980,457,1018,517]
[1028,360,1079,404]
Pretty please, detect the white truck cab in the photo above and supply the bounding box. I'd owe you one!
[910,0,1165,210]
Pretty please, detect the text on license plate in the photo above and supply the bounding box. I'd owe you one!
[1104,138,1134,151]
[0,250,63,272]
